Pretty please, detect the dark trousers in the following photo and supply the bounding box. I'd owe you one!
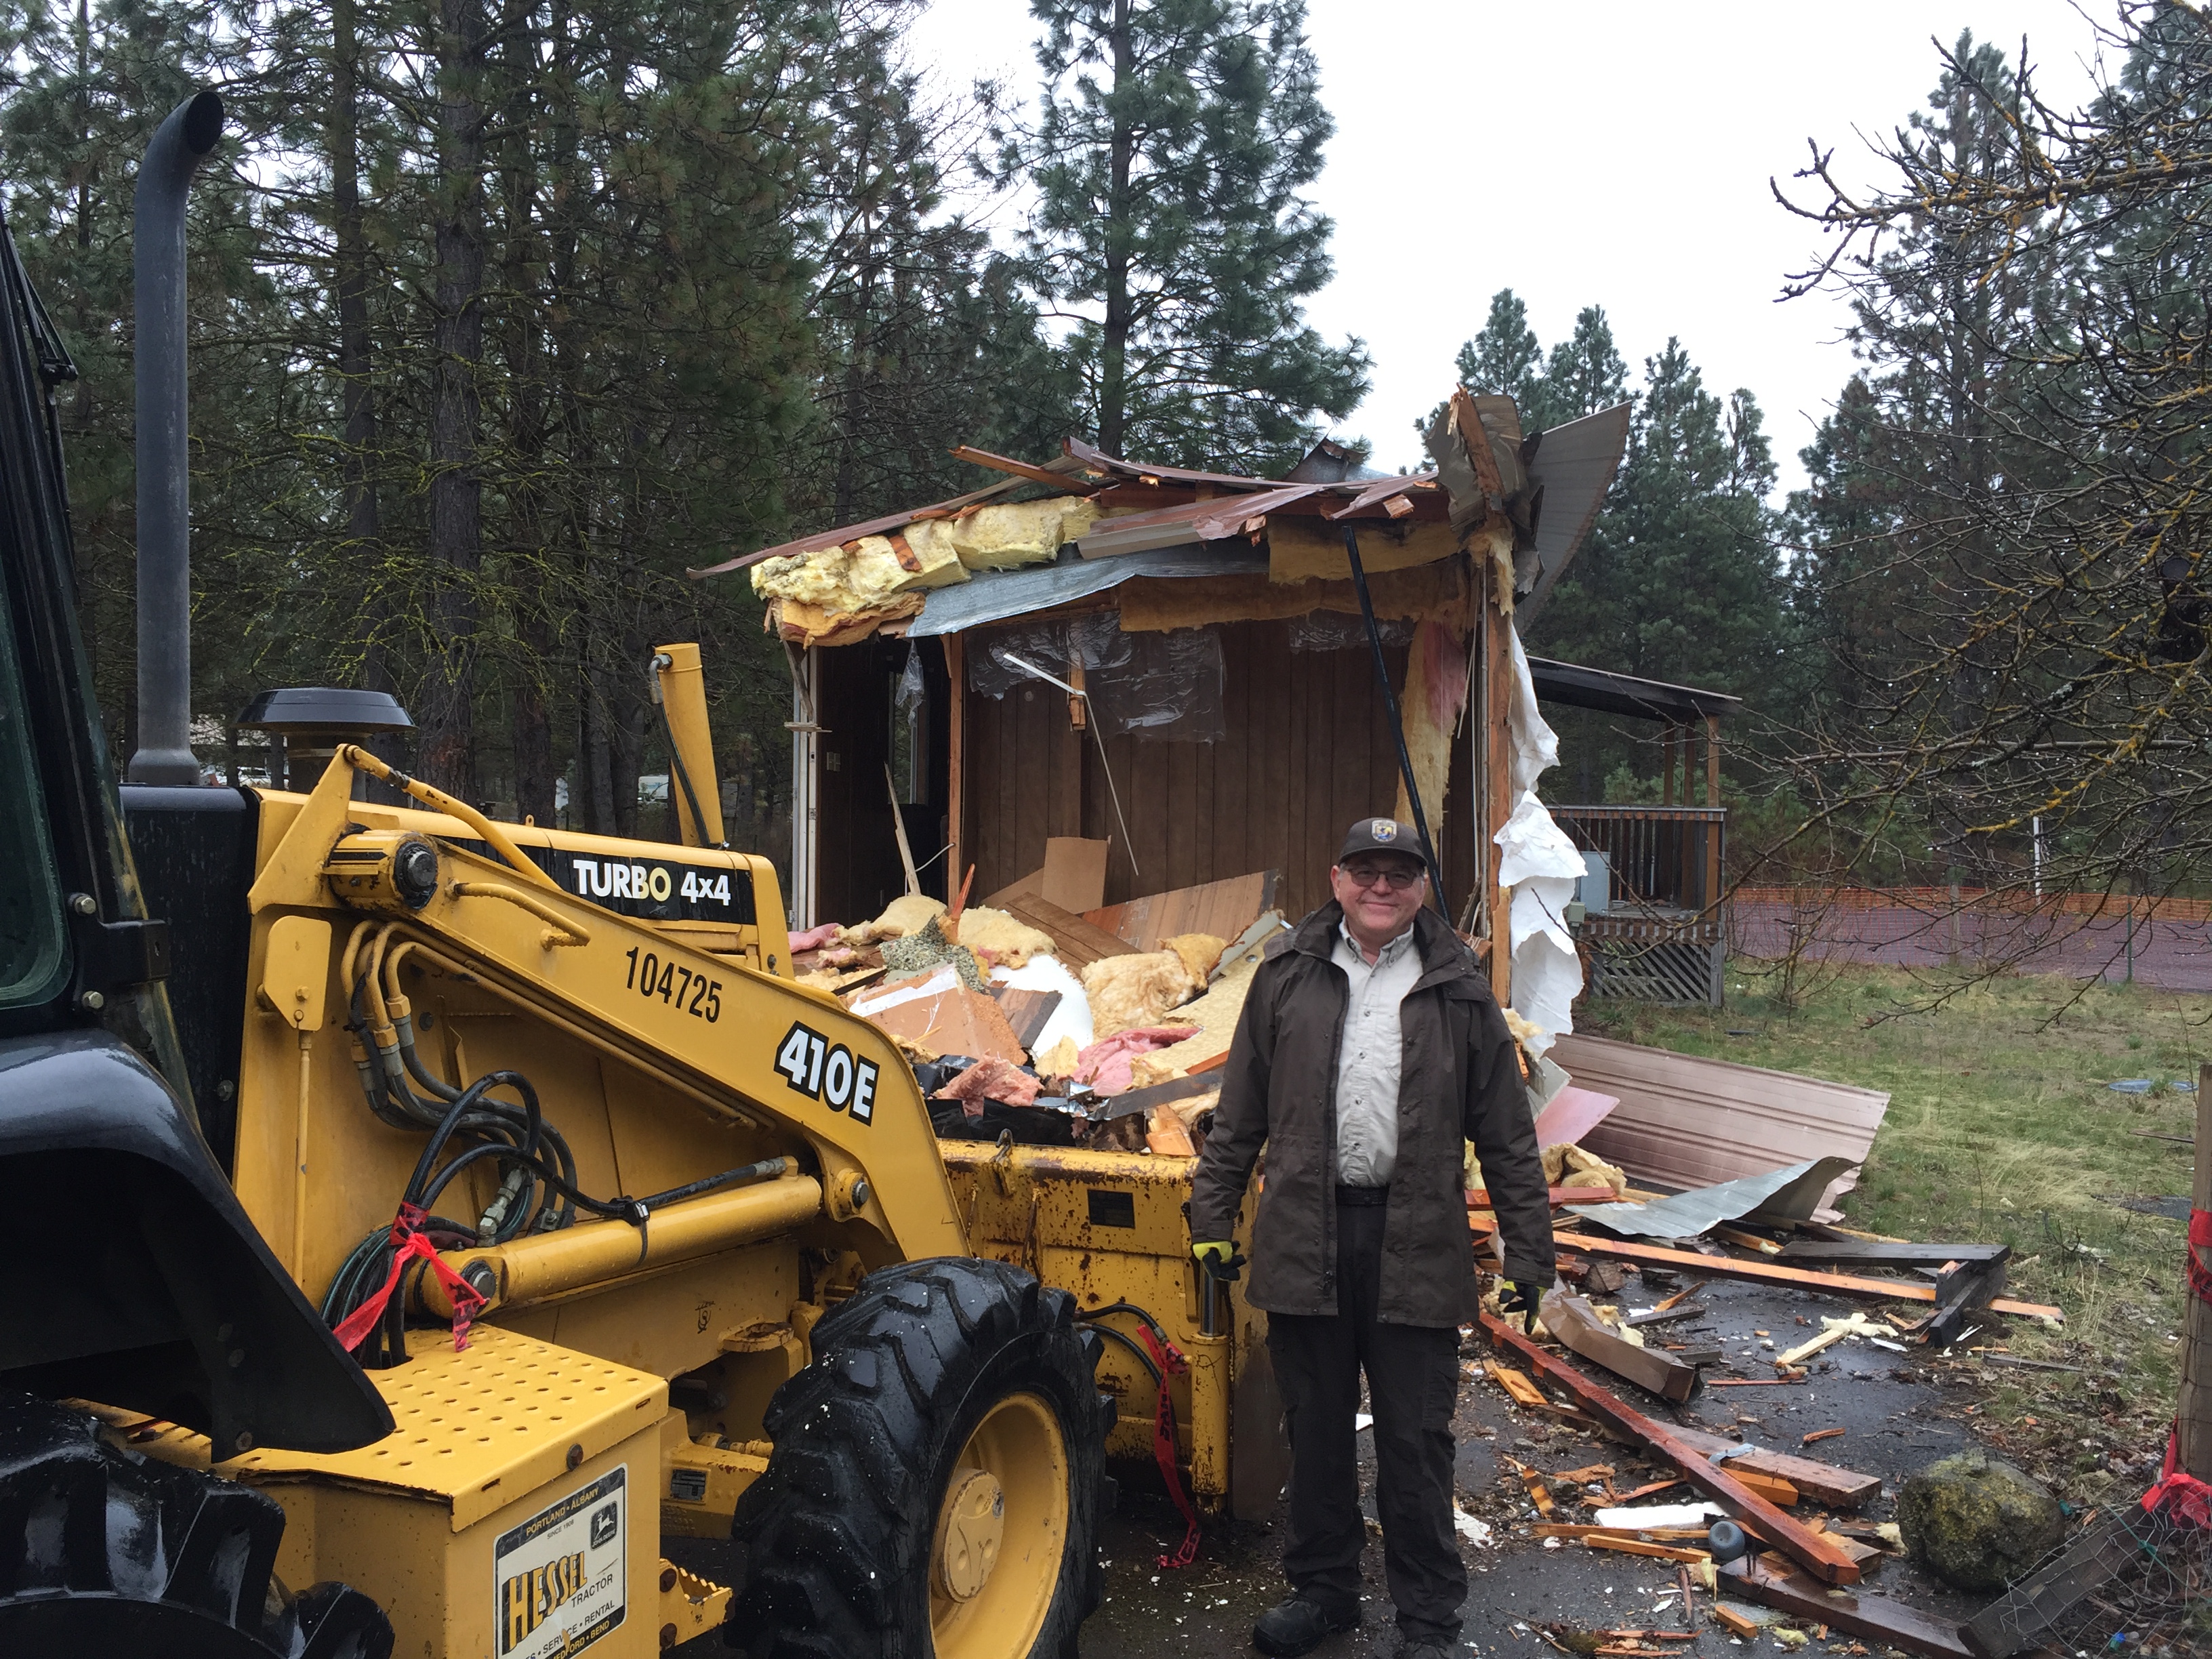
[1265,1196,1465,1642]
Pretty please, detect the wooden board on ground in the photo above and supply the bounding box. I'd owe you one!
[1545,1292,1702,1404]
[1666,1423,1881,1510]
[1553,1231,2062,1324]
[1718,1555,1971,1659]
[996,893,1137,968]
[1085,869,1277,951]
[1481,1312,1864,1585]
[1551,1031,1889,1221]
[985,836,1110,914]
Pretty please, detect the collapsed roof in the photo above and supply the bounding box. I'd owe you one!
[689,398,1632,647]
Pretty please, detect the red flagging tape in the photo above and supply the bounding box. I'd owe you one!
[1136,1324,1203,1568]
[331,1202,487,1354]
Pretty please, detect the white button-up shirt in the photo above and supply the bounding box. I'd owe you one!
[1330,919,1423,1187]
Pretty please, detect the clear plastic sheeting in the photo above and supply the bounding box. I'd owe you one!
[1286,611,1414,653]
[968,615,1225,742]
[1091,628,1224,741]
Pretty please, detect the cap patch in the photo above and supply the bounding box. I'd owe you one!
[1370,819,1397,842]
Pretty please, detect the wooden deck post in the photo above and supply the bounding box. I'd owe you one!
[2182,1062,2212,1477]
[1704,713,1723,912]
[1660,724,1675,806]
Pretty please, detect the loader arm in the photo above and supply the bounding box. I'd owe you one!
[245,744,966,1279]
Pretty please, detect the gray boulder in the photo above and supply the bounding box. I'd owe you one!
[1897,1450,2064,1593]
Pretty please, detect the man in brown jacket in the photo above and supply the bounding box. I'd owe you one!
[1191,817,1555,1659]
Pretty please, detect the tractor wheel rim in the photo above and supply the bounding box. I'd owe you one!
[928,1391,1067,1659]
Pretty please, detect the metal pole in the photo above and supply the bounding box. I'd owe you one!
[1341,525,1447,918]
[125,90,225,785]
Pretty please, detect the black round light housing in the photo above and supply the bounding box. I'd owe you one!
[392,836,441,909]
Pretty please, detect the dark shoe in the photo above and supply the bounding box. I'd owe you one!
[1398,1644,1453,1659]
[1252,1593,1359,1657]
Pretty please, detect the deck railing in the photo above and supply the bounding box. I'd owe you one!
[1548,803,1728,1004]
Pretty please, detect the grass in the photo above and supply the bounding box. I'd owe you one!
[1578,960,2205,1500]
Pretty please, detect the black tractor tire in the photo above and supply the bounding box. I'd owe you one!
[0,1393,392,1658]
[729,1258,1111,1659]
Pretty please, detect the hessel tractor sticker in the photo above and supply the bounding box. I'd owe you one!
[774,1021,878,1124]
[494,1466,626,1658]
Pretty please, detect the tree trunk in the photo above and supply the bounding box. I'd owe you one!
[499,7,555,826]
[1098,0,1133,455]
[416,0,489,797]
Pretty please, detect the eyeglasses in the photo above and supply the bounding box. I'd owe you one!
[1340,863,1422,891]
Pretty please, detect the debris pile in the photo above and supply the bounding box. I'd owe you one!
[789,848,1288,1157]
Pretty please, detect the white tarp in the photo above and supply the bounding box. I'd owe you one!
[1495,630,1585,1056]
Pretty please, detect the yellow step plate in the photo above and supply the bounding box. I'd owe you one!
[224,1324,668,1531]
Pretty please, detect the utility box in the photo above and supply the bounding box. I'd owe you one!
[1574,850,1611,916]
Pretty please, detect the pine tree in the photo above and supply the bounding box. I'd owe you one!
[996,0,1368,472]
[1538,305,1629,426]
[1527,340,1783,749]
[1453,289,1542,411]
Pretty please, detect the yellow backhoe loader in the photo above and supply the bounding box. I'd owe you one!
[0,92,1267,1659]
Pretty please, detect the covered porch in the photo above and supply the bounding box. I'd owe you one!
[1526,657,1741,1006]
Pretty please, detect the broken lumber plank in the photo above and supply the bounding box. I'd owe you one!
[1583,1536,1712,1565]
[1776,1240,2008,1265]
[1624,1304,1706,1329]
[1557,1232,2060,1321]
[1482,1360,1552,1408]
[1709,1605,1759,1640]
[990,986,1061,1052]
[1718,1556,1971,1659]
[1666,1425,1882,1510]
[1084,869,1275,952]
[1546,1292,1703,1404]
[1802,1428,1846,1446]
[1532,1524,1709,1542]
[1504,1456,1556,1517]
[1959,1512,2146,1659]
[1480,1311,1862,1585]
[1927,1252,2011,1346]
[1778,1312,1895,1368]
[996,893,1136,968]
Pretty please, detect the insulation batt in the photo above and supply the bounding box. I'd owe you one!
[949,497,1100,571]
[1392,619,1469,837]
[1073,1027,1200,1095]
[840,892,945,946]
[939,1057,1041,1113]
[1125,943,1267,1088]
[1160,932,1228,985]
[950,906,1055,968]
[1031,1033,1082,1079]
[1080,950,1197,1039]
[788,922,841,954]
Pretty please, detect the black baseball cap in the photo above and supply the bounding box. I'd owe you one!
[1337,817,1422,864]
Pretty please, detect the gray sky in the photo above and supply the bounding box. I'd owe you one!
[905,0,2118,491]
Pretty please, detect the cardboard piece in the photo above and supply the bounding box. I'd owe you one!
[861,983,1025,1064]
[985,837,1110,914]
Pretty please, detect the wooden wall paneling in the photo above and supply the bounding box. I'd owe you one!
[945,634,965,904]
[1216,623,1251,890]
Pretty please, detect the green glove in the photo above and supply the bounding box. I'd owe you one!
[1192,1240,1246,1283]
[1498,1279,1543,1334]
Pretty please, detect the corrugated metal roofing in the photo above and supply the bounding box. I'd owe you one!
[1511,402,1633,630]
[906,546,1267,638]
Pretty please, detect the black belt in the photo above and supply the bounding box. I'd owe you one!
[1334,1185,1389,1207]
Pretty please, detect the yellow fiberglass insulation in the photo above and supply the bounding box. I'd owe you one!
[949,497,1101,571]
[1160,933,1228,986]
[840,892,945,946]
[1267,516,1458,585]
[1080,950,1197,1040]
[750,549,851,607]
[949,906,1055,968]
[1033,1034,1082,1079]
[893,519,970,588]
[1126,949,1265,1088]
[1392,619,1469,840]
